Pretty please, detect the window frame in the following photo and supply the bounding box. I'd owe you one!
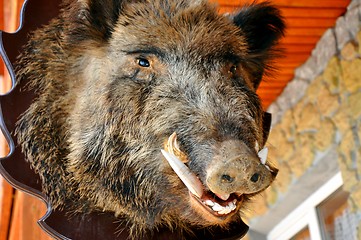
[267,172,343,240]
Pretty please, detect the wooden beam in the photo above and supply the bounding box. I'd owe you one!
[280,36,320,45]
[0,0,3,31]
[0,180,14,240]
[8,192,51,240]
[282,44,316,53]
[259,83,290,89]
[285,27,327,37]
[258,88,285,95]
[0,0,4,76]
[277,55,311,63]
[263,74,295,82]
[285,18,337,28]
[214,0,350,8]
[3,0,22,32]
[279,8,346,18]
[216,6,346,19]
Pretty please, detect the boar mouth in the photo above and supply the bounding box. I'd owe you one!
[162,133,243,218]
[191,192,242,218]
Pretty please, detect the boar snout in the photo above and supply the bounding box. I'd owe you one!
[206,140,277,200]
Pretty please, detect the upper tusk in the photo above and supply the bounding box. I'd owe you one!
[258,147,268,165]
[165,132,189,163]
[258,147,275,172]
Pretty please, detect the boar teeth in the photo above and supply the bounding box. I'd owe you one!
[217,208,230,215]
[228,201,236,210]
[205,200,215,207]
[165,132,189,163]
[208,200,237,215]
[258,147,268,165]
[161,149,203,198]
[212,203,224,212]
[218,206,232,215]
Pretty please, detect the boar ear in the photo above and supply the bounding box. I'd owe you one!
[231,2,285,89]
[66,0,130,43]
[85,0,123,40]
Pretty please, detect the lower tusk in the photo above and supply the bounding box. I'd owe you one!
[161,149,203,198]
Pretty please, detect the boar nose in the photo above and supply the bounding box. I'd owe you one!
[206,141,276,198]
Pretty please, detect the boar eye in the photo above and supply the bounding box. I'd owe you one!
[229,65,237,75]
[137,58,150,67]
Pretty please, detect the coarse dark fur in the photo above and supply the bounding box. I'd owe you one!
[15,0,284,237]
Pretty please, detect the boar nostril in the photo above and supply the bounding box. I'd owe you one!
[250,173,260,183]
[221,174,234,183]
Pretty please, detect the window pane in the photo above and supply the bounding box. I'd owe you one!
[317,189,356,240]
[290,227,311,240]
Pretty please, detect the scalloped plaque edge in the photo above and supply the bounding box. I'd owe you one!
[0,1,69,239]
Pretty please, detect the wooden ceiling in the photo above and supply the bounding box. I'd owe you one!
[212,0,351,108]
